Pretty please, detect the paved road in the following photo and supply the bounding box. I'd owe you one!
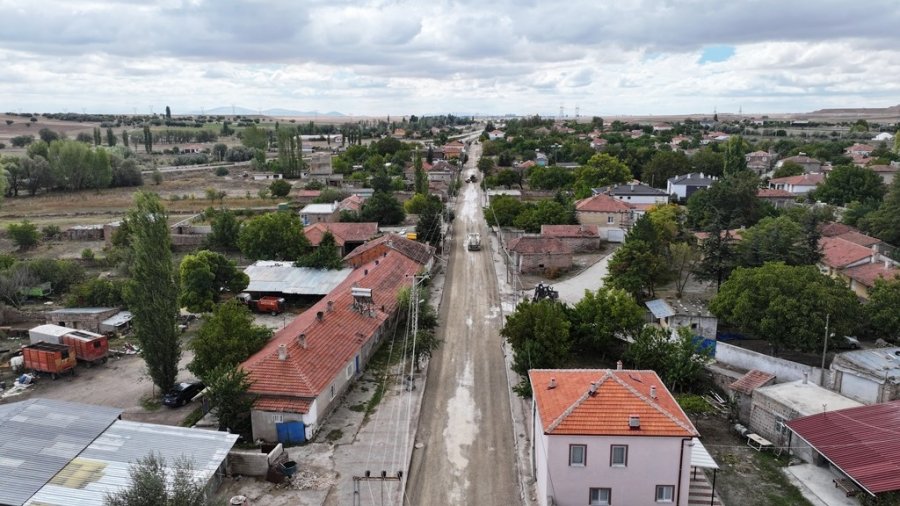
[406,143,520,504]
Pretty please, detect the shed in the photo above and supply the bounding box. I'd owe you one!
[645,298,718,340]
[728,369,776,423]
[44,307,120,334]
[829,348,900,404]
[507,236,573,274]
[99,311,133,334]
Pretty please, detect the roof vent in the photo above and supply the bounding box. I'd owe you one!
[616,360,623,371]
[650,386,657,400]
[629,415,641,429]
[548,377,557,390]
[316,311,324,322]
[298,333,307,349]
[327,300,334,312]
[588,382,598,397]
[277,344,287,361]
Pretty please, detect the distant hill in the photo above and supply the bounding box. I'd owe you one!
[194,106,344,117]
[807,104,900,115]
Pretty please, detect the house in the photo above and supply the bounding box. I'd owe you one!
[745,150,775,175]
[179,143,205,154]
[829,348,900,404]
[338,194,366,213]
[749,378,862,447]
[668,135,691,150]
[756,188,796,209]
[392,128,406,138]
[99,311,133,334]
[507,236,573,274]
[0,399,236,506]
[242,251,425,443]
[535,153,549,167]
[786,401,900,499]
[818,236,877,276]
[540,225,602,252]
[869,164,899,185]
[846,143,875,157]
[574,194,633,243]
[767,173,825,195]
[44,307,120,334]
[299,202,340,225]
[442,140,465,159]
[592,183,669,207]
[644,298,718,340]
[243,261,353,296]
[343,233,435,272]
[303,222,379,256]
[590,137,608,150]
[775,155,822,173]
[728,370,776,424]
[529,368,700,506]
[294,189,321,204]
[488,129,505,140]
[666,173,717,200]
[840,260,899,299]
[305,153,343,187]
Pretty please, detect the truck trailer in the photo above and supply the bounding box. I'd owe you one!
[29,324,109,366]
[22,342,76,379]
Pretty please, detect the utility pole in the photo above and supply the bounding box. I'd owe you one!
[820,313,830,385]
[352,472,402,506]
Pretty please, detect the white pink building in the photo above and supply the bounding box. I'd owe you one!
[530,369,703,506]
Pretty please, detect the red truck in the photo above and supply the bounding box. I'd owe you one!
[236,293,286,315]
[22,342,76,379]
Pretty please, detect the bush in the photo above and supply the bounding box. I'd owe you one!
[151,170,163,185]
[214,166,229,176]
[173,153,209,166]
[10,135,34,147]
[676,394,713,415]
[81,248,95,261]
[269,179,292,197]
[65,277,126,307]
[7,221,40,250]
[26,258,85,293]
[41,225,61,240]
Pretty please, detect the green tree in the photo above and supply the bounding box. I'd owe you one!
[208,209,240,251]
[414,151,428,195]
[722,135,748,176]
[7,221,40,250]
[65,278,126,307]
[204,364,257,437]
[709,263,862,352]
[771,161,804,178]
[312,188,349,204]
[212,142,227,162]
[188,299,271,381]
[93,127,102,146]
[572,153,631,198]
[687,172,767,230]
[865,278,900,341]
[121,129,129,148]
[485,195,525,227]
[625,327,712,393]
[735,215,820,268]
[142,125,153,154]
[415,195,443,247]
[527,165,574,190]
[238,211,310,261]
[276,128,304,178]
[106,127,117,147]
[179,250,249,313]
[605,239,666,300]
[123,192,180,391]
[269,179,292,197]
[360,191,406,225]
[513,199,574,232]
[501,299,571,396]
[241,124,268,150]
[104,453,211,506]
[691,149,725,177]
[296,231,344,269]
[643,150,691,188]
[165,105,171,119]
[569,287,644,353]
[494,168,523,189]
[694,226,737,290]
[812,165,886,206]
[860,175,900,244]
[670,241,700,298]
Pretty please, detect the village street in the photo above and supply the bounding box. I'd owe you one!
[406,144,520,504]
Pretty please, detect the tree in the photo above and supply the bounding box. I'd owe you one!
[143,125,153,154]
[2,155,23,196]
[414,151,428,195]
[771,161,804,179]
[527,165,574,190]
[204,365,257,437]
[735,215,820,268]
[38,128,60,144]
[276,128,304,178]
[11,135,34,147]
[694,226,737,289]
[643,151,691,188]
[165,105,171,119]
[670,242,700,297]
[501,299,571,395]
[691,149,724,177]
[812,165,886,206]
[313,187,349,204]
[477,156,495,177]
[123,192,180,392]
[208,209,240,251]
[722,135,748,175]
[415,195,444,247]
[625,327,712,393]
[269,179,292,197]
[860,175,900,244]
[687,172,767,230]
[572,153,631,198]
[188,300,271,381]
[0,264,38,309]
[179,250,249,313]
[569,287,644,353]
[65,278,126,308]
[513,199,575,232]
[238,211,310,261]
[212,142,227,162]
[296,231,344,269]
[104,453,211,506]
[485,195,525,227]
[106,127,117,147]
[865,278,900,341]
[709,263,862,352]
[241,124,268,150]
[21,155,52,196]
[7,221,40,250]
[121,129,129,148]
[360,191,406,225]
[93,127,102,146]
[604,239,666,300]
[494,168,523,189]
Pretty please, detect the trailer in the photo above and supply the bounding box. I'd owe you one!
[29,324,109,366]
[22,342,76,379]
[236,293,286,315]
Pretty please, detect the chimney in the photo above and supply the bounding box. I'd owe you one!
[316,311,324,322]
[298,333,307,349]
[803,372,808,384]
[886,259,892,269]
[650,386,657,400]
[277,344,287,361]
[548,377,557,390]
[588,382,598,396]
[616,360,623,371]
[327,300,334,312]
[629,184,634,191]
[628,415,641,429]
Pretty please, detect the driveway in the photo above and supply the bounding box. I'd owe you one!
[552,247,616,304]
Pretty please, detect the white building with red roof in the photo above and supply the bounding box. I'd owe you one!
[768,173,825,195]
[529,368,703,506]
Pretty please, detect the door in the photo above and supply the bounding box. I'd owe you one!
[840,373,879,403]
[276,421,306,444]
[355,355,360,374]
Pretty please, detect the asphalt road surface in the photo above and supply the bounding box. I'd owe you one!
[406,143,520,505]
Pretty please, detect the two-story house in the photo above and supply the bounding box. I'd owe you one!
[530,368,699,506]
[575,194,634,243]
[666,173,717,200]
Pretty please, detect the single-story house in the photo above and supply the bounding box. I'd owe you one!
[666,173,717,200]
[294,189,321,204]
[99,310,133,334]
[840,260,899,299]
[507,236,573,274]
[767,173,825,195]
[870,164,899,186]
[846,143,875,157]
[729,370,776,424]
[574,194,633,242]
[488,129,505,140]
[829,348,900,404]
[745,150,775,175]
[775,155,822,173]
[756,188,796,209]
[303,222,379,256]
[44,307,120,334]
[644,298,718,340]
[818,236,877,276]
[299,202,340,225]
[540,224,602,252]
[343,234,435,272]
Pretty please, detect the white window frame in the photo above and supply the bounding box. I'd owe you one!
[330,384,336,400]
[655,485,675,503]
[569,444,587,467]
[610,445,628,467]
[589,487,611,505]
[607,215,615,224]
[272,413,284,423]
[346,363,353,379]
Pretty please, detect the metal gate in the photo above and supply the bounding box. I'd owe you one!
[276,421,306,444]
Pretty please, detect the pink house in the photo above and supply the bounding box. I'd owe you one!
[530,369,701,506]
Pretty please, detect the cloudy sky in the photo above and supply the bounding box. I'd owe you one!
[2,0,899,117]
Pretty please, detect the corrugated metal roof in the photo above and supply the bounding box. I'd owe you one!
[25,420,238,506]
[47,307,116,315]
[100,311,133,327]
[833,348,900,381]
[787,401,900,495]
[690,438,719,470]
[29,324,73,339]
[0,399,121,506]
[645,299,675,319]
[244,262,353,295]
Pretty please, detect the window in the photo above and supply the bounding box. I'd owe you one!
[346,363,353,379]
[589,487,611,505]
[272,413,283,423]
[569,444,586,467]
[607,216,615,224]
[655,485,674,503]
[610,445,627,467]
[330,384,336,400]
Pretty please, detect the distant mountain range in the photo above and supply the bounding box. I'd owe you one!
[194,106,345,117]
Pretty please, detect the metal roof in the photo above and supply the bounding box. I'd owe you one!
[100,311,133,328]
[832,348,900,382]
[645,299,675,319]
[690,438,719,470]
[26,420,238,506]
[46,307,116,315]
[0,399,121,506]
[787,401,900,495]
[244,261,353,295]
[29,324,73,338]
[300,203,338,214]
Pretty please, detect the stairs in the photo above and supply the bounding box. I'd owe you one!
[688,471,723,506]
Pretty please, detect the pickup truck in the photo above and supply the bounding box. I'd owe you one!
[466,233,481,251]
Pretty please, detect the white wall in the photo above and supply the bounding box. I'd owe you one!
[715,342,824,384]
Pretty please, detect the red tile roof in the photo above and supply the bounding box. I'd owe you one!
[769,173,825,186]
[820,222,856,237]
[343,234,435,267]
[508,236,572,255]
[835,230,881,248]
[540,224,600,238]
[241,252,421,411]
[529,369,697,437]
[756,188,794,198]
[254,396,312,413]
[575,194,633,213]
[339,194,366,212]
[842,262,900,288]
[819,236,873,269]
[870,164,899,174]
[846,143,875,153]
[304,222,379,247]
[729,370,776,395]
[295,189,322,198]
[787,401,900,494]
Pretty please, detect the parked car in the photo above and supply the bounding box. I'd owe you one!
[163,381,205,408]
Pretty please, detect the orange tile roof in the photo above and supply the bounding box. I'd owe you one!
[254,396,312,413]
[842,262,900,288]
[344,234,434,267]
[575,194,633,213]
[508,236,572,255]
[529,369,697,437]
[729,370,776,395]
[339,194,366,212]
[769,173,825,186]
[834,230,881,248]
[820,222,856,237]
[304,222,379,247]
[819,236,873,269]
[241,252,421,411]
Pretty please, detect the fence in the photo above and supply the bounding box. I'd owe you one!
[714,341,830,385]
